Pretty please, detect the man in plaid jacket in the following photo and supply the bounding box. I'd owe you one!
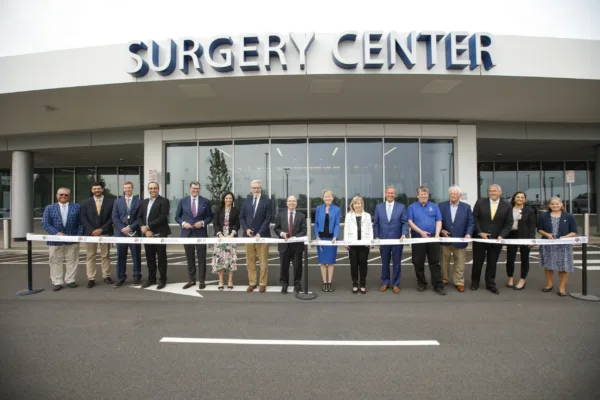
[41,187,83,291]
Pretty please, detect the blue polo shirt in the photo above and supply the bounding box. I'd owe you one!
[408,201,442,237]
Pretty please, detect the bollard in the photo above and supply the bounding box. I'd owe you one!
[3,219,10,249]
[16,239,44,296]
[569,242,599,302]
[296,217,317,300]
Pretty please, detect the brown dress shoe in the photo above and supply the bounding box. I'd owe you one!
[442,280,448,286]
[247,285,256,292]
[380,285,389,292]
[259,285,267,293]
[456,285,465,292]
[392,286,401,294]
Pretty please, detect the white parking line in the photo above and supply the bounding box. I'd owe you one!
[160,338,440,346]
[368,256,381,262]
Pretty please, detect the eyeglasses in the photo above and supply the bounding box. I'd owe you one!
[58,194,70,197]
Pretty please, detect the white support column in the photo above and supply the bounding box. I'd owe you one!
[456,125,478,207]
[143,130,164,199]
[11,151,34,240]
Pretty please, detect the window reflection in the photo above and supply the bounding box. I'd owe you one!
[271,139,307,218]
[198,141,233,208]
[421,140,453,204]
[97,167,118,199]
[33,169,52,218]
[347,139,382,215]
[54,169,74,201]
[385,139,419,206]
[517,162,541,209]
[565,161,588,213]
[590,162,597,214]
[166,143,197,222]
[234,140,269,209]
[542,162,565,205]
[309,139,345,220]
[0,169,10,218]
[494,162,517,203]
[75,167,97,202]
[118,167,141,198]
[478,162,494,199]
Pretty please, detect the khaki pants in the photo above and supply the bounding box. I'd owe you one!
[86,242,111,280]
[49,244,80,285]
[246,243,269,286]
[441,245,466,286]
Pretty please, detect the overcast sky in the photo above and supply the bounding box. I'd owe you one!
[0,0,598,57]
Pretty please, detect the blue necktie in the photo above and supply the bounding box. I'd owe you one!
[251,197,257,220]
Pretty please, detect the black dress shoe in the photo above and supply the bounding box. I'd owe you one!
[470,284,479,291]
[541,286,553,292]
[417,285,426,292]
[294,284,301,293]
[435,287,447,296]
[104,277,114,284]
[352,285,359,294]
[182,281,196,289]
[114,280,126,288]
[53,285,62,291]
[487,287,500,294]
[87,280,95,288]
[281,286,288,294]
[199,282,206,289]
[157,282,166,290]
[360,287,367,294]
[132,279,142,285]
[557,291,567,297]
[141,280,156,289]
[67,282,78,288]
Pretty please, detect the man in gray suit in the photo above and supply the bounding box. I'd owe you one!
[274,196,307,294]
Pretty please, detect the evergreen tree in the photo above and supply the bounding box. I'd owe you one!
[206,149,232,206]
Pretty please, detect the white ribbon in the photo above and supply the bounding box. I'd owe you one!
[26,234,588,246]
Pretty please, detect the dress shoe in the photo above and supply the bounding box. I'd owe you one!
[228,283,234,290]
[104,277,114,284]
[199,282,206,289]
[281,286,288,294]
[470,284,479,291]
[322,282,328,292]
[556,291,567,297]
[487,287,500,295]
[352,285,359,294]
[132,279,142,285]
[294,284,301,293]
[67,282,78,288]
[141,280,156,289]
[259,285,266,293]
[114,280,126,288]
[87,280,95,288]
[417,285,426,292]
[456,285,465,292]
[247,285,256,292]
[53,285,62,292]
[392,286,400,294]
[156,282,166,290]
[435,287,447,296]
[360,287,367,295]
[442,280,448,286]
[327,283,334,292]
[182,281,196,289]
[506,279,514,288]
[379,285,389,292]
[541,286,553,292]
[513,282,527,291]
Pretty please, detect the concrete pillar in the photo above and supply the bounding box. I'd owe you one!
[143,129,164,199]
[596,145,600,233]
[11,151,33,240]
[456,125,478,208]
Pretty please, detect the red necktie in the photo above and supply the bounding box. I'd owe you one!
[192,198,197,218]
[288,212,294,237]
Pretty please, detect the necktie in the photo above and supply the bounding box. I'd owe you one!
[192,198,197,218]
[288,212,294,237]
[387,204,392,222]
[252,197,257,219]
[491,201,497,220]
[61,204,67,226]
[96,198,101,215]
[126,198,131,212]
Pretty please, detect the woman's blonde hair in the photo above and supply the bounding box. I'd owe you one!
[546,196,564,212]
[322,189,334,198]
[349,196,364,212]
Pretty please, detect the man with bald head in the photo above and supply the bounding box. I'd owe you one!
[471,184,513,294]
[274,196,307,294]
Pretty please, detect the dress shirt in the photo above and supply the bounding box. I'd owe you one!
[450,201,459,223]
[281,209,296,237]
[146,197,156,224]
[386,201,394,221]
[60,203,68,226]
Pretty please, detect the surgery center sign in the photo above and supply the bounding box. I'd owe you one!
[126,31,495,78]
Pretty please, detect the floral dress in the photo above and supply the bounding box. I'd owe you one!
[539,216,574,273]
[211,210,237,273]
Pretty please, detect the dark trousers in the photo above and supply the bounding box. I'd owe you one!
[380,244,403,287]
[279,245,303,287]
[506,231,531,279]
[471,241,503,288]
[412,242,443,288]
[144,244,167,283]
[116,243,142,281]
[349,246,369,287]
[184,244,207,282]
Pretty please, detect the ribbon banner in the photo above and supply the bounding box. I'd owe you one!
[26,234,588,246]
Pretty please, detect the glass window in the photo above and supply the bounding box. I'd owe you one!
[54,168,74,202]
[75,167,97,203]
[517,162,542,210]
[97,167,118,199]
[542,162,565,205]
[565,161,588,214]
[421,139,453,204]
[384,139,419,206]
[309,139,345,220]
[198,141,233,208]
[33,168,53,218]
[494,162,517,203]
[118,167,141,199]
[271,139,308,218]
[590,162,596,214]
[0,169,10,218]
[347,139,382,215]
[166,143,197,222]
[233,140,270,209]
[478,162,494,199]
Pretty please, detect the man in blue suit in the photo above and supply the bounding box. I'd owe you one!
[239,179,272,293]
[175,181,213,289]
[438,186,474,292]
[41,188,83,291]
[111,181,142,287]
[373,186,408,294]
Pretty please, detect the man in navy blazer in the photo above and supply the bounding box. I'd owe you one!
[373,186,408,294]
[438,186,474,292]
[239,179,272,293]
[41,187,83,291]
[111,181,142,287]
[175,181,213,289]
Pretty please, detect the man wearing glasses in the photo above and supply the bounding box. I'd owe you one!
[41,188,84,291]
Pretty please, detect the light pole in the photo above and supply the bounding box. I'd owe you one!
[283,168,290,198]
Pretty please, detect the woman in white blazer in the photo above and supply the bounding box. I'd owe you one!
[344,196,373,294]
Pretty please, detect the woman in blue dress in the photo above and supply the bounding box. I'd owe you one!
[314,189,341,292]
[537,196,578,297]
